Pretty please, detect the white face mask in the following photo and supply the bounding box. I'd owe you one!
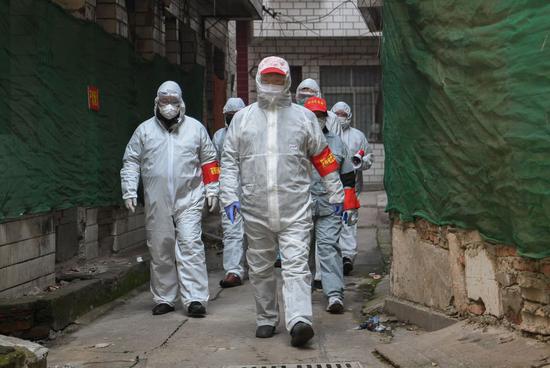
[317,117,327,130]
[260,83,285,94]
[337,116,350,130]
[159,104,180,119]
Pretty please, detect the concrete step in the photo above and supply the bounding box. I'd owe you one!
[375,320,550,368]
[0,334,48,368]
[0,247,151,340]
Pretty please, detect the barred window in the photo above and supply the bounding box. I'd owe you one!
[321,66,383,142]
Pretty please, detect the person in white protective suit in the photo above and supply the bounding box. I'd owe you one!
[220,56,344,347]
[331,101,373,275]
[295,78,342,136]
[121,81,220,317]
[212,97,247,288]
[304,96,360,313]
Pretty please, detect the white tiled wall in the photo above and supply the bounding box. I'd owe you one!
[254,0,373,38]
[364,143,385,187]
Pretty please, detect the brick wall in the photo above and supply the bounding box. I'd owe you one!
[364,142,384,188]
[0,215,56,299]
[0,205,148,299]
[255,0,373,38]
[111,207,146,252]
[133,0,166,59]
[96,0,128,37]
[391,217,550,335]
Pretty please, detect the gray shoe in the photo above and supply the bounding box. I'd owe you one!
[290,322,314,347]
[152,303,175,315]
[187,302,206,317]
[256,325,276,338]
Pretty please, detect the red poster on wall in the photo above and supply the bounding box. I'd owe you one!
[87,86,100,111]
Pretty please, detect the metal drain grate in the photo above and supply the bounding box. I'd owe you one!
[224,362,363,368]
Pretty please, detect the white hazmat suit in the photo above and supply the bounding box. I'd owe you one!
[213,97,247,279]
[121,81,220,311]
[331,101,372,263]
[220,57,344,332]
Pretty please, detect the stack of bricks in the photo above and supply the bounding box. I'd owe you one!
[111,207,146,253]
[391,217,550,336]
[0,215,56,299]
[95,0,128,37]
[254,0,372,38]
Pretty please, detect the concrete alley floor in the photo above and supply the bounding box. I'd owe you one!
[47,191,391,368]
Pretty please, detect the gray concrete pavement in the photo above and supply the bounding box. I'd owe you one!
[47,191,390,368]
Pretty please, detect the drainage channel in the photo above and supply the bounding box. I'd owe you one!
[224,362,364,368]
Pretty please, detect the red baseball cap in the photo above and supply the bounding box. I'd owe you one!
[260,67,287,75]
[258,56,289,76]
[304,97,328,114]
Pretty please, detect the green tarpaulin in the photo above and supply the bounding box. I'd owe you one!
[0,0,204,221]
[383,0,550,258]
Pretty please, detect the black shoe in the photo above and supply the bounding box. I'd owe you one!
[274,258,281,268]
[187,301,206,317]
[219,273,243,288]
[312,279,323,290]
[343,257,353,276]
[290,322,314,347]
[326,298,344,314]
[255,325,276,338]
[152,303,175,315]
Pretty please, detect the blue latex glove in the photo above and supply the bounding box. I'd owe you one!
[332,203,344,217]
[224,201,241,224]
[342,211,349,223]
[343,210,359,225]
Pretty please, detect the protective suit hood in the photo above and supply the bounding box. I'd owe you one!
[255,56,292,109]
[154,81,186,129]
[223,97,246,127]
[296,78,321,105]
[331,101,353,130]
[223,97,246,114]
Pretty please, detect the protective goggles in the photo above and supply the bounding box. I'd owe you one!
[334,110,349,118]
[157,93,181,106]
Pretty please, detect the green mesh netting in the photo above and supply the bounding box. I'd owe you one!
[383,0,550,258]
[0,0,204,221]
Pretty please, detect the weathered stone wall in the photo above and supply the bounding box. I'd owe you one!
[0,216,56,299]
[390,217,550,335]
[0,206,148,298]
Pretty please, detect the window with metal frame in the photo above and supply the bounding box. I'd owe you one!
[320,66,383,143]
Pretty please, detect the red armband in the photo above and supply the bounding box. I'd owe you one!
[343,188,360,210]
[202,161,220,184]
[311,146,340,177]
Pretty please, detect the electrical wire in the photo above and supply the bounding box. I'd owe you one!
[275,0,354,24]
[275,13,321,36]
